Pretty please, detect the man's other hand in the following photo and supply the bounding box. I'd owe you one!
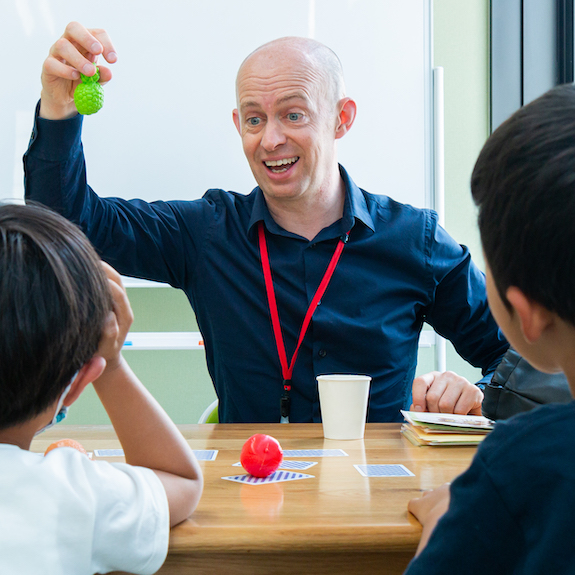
[410,371,484,415]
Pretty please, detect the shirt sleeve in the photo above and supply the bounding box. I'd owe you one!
[42,448,170,575]
[88,460,170,575]
[23,101,214,288]
[423,214,508,378]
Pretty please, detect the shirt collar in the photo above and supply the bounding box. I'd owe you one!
[247,164,375,238]
[339,164,375,233]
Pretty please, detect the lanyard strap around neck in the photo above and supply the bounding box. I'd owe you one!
[258,221,349,419]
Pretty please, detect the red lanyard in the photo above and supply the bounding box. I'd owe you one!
[258,221,349,421]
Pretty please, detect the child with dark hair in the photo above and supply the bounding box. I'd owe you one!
[405,83,575,574]
[0,203,202,574]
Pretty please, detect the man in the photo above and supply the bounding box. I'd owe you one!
[24,22,508,423]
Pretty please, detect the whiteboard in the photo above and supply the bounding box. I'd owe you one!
[1,0,432,208]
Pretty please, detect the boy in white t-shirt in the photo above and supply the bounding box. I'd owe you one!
[0,203,203,574]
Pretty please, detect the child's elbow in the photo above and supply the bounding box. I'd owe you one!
[169,476,204,527]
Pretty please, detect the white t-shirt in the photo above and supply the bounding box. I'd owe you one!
[0,443,169,575]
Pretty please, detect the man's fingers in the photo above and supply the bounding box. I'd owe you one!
[452,386,484,415]
[63,22,104,58]
[424,372,465,413]
[412,371,449,412]
[411,371,439,412]
[90,28,118,64]
[428,371,483,414]
[50,35,99,77]
[43,54,81,82]
[411,371,483,414]
[422,376,449,413]
[48,23,117,80]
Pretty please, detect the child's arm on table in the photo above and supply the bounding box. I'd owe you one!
[92,262,203,526]
[408,483,451,556]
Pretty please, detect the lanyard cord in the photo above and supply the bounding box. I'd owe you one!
[258,221,349,420]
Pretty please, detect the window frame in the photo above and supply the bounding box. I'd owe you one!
[490,0,574,131]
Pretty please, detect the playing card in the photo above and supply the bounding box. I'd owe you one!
[192,450,218,461]
[222,471,314,484]
[93,448,218,460]
[233,460,318,471]
[94,449,124,457]
[354,464,415,477]
[282,449,348,457]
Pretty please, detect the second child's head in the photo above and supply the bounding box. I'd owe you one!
[471,84,575,374]
[0,203,112,431]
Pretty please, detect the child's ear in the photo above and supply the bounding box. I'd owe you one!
[506,287,553,343]
[63,356,106,407]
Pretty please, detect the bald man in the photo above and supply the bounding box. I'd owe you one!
[24,22,508,423]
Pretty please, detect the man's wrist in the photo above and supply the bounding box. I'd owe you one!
[39,94,78,121]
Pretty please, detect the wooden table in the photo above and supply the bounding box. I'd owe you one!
[31,423,476,575]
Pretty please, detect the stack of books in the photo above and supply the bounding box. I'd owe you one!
[400,410,495,446]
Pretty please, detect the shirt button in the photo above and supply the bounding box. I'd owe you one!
[318,349,327,358]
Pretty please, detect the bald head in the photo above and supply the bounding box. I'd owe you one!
[236,37,346,109]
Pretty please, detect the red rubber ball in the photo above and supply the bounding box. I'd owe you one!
[240,434,283,477]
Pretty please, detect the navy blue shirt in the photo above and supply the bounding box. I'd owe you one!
[405,401,575,574]
[24,108,508,423]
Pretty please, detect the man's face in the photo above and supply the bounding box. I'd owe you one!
[233,47,339,205]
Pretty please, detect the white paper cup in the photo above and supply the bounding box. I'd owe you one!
[317,374,371,440]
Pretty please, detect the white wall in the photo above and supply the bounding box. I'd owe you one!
[2,0,432,207]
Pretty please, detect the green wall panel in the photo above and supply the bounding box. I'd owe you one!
[434,0,490,385]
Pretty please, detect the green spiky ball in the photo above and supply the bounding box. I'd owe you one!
[74,66,104,115]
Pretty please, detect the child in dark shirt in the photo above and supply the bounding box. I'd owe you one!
[405,84,575,574]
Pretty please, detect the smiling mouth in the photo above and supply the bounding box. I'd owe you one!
[264,156,299,173]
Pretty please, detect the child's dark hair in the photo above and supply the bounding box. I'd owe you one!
[0,203,112,429]
[471,83,575,325]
